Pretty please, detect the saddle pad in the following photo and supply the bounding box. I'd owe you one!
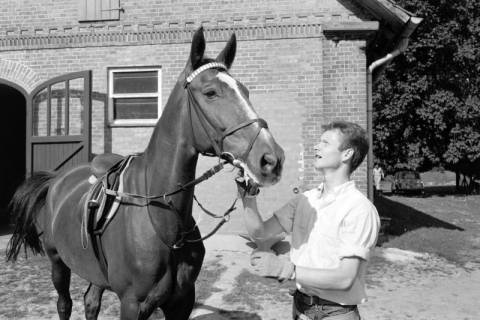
[81,155,136,248]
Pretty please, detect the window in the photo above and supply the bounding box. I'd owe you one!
[79,0,122,22]
[108,67,162,126]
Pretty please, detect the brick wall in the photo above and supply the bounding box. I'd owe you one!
[196,37,321,222]
[195,37,369,232]
[0,0,368,30]
[0,0,375,233]
[317,37,368,192]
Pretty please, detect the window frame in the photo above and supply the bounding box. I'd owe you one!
[78,0,121,23]
[107,66,162,127]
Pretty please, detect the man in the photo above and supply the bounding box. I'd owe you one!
[237,120,380,320]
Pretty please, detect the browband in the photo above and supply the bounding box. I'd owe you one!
[186,62,227,83]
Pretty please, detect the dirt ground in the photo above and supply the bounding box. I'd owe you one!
[192,246,480,320]
[1,246,478,320]
[1,191,479,319]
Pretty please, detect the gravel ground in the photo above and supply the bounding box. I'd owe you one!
[1,192,479,319]
[1,237,479,320]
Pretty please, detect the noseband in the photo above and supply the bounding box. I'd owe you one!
[184,62,268,163]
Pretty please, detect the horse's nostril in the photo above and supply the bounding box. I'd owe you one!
[261,153,277,169]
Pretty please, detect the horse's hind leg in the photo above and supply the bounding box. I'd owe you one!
[50,255,73,320]
[84,283,104,320]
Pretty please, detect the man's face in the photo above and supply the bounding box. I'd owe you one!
[313,129,346,171]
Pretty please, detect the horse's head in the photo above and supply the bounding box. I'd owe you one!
[182,27,284,186]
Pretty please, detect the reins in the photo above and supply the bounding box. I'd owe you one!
[103,62,268,249]
[103,159,232,248]
[104,160,226,202]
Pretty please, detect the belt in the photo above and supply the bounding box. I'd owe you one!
[293,290,356,308]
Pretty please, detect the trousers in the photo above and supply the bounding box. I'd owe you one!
[292,291,361,320]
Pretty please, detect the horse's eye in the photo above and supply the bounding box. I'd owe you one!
[204,90,217,98]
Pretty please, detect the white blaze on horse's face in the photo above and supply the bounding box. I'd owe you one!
[216,72,257,119]
[216,72,279,186]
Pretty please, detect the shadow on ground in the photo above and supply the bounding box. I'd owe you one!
[375,193,464,242]
[0,218,12,236]
[422,185,478,197]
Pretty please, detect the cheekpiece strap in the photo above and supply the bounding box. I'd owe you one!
[186,62,227,84]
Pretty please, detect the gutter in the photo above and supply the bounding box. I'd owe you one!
[367,17,422,200]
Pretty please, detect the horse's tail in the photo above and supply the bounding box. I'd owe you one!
[6,171,56,262]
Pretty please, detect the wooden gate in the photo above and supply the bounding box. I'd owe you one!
[26,71,92,175]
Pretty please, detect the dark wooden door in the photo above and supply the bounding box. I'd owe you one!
[27,71,92,174]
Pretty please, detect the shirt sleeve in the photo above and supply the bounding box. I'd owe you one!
[273,194,302,233]
[338,203,380,261]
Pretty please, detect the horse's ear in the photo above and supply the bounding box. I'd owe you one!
[189,27,206,71]
[216,33,236,69]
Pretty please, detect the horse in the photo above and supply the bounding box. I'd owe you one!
[6,27,284,320]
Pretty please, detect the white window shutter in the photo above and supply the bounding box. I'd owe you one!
[101,0,121,20]
[78,0,88,21]
[79,0,120,21]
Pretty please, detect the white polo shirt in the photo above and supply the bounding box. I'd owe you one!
[274,181,380,305]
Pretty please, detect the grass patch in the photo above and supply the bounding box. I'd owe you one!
[375,189,480,268]
[382,227,480,266]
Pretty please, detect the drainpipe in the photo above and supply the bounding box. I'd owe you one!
[367,49,402,200]
[367,17,422,201]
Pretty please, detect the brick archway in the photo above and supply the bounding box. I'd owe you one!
[0,59,41,94]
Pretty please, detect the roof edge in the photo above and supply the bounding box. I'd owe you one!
[354,0,421,33]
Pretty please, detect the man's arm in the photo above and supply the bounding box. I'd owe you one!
[296,257,362,291]
[240,196,286,246]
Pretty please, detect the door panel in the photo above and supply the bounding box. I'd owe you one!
[27,71,92,174]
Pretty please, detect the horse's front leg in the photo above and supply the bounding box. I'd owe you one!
[119,268,174,320]
[162,283,196,320]
[162,240,205,320]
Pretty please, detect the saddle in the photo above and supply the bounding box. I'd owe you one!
[85,154,125,229]
[81,153,137,278]
[90,153,125,178]
[83,153,127,238]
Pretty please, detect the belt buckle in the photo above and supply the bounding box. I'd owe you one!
[300,291,315,306]
[294,290,315,306]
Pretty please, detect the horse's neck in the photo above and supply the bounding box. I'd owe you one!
[144,127,198,194]
[141,85,199,212]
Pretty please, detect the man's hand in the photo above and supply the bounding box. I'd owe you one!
[235,171,260,198]
[250,250,295,282]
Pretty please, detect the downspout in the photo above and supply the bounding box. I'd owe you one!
[367,48,403,200]
[367,17,422,200]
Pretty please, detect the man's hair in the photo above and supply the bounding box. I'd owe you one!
[322,120,369,173]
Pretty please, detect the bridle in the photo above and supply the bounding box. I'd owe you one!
[105,62,270,249]
[184,62,269,163]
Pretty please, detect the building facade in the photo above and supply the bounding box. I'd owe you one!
[0,0,418,228]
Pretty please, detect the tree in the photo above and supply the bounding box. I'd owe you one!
[373,0,480,190]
